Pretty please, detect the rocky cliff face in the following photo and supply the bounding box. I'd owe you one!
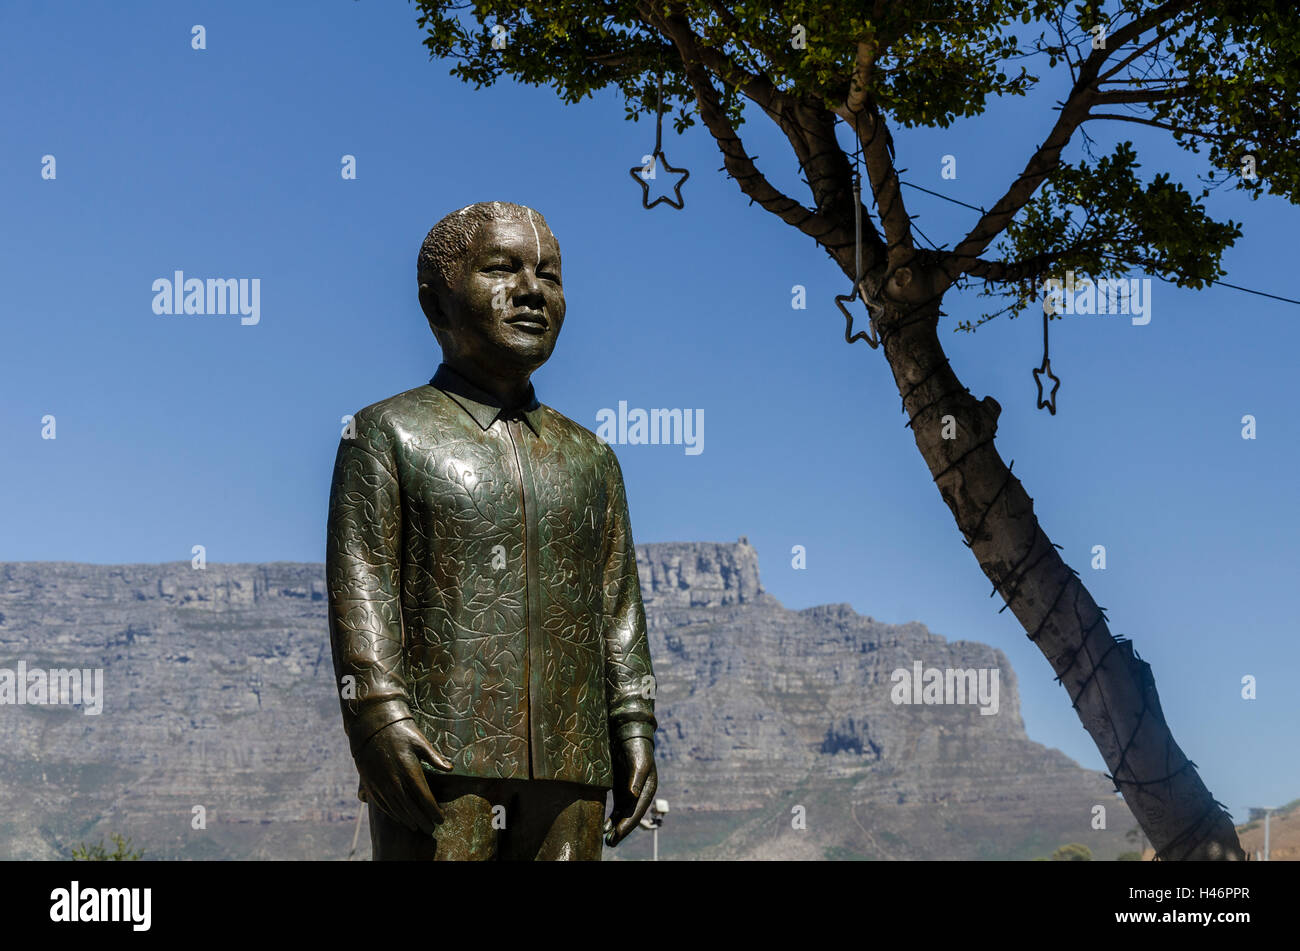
[637,538,773,609]
[0,542,1134,860]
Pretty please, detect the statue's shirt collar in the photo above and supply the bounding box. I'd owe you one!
[430,363,544,435]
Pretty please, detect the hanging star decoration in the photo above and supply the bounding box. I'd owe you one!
[834,163,879,348]
[836,282,879,348]
[1033,354,1061,414]
[629,68,689,210]
[1033,299,1061,414]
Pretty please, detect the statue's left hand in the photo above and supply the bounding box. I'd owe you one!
[604,736,656,847]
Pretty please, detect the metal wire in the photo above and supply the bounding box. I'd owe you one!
[836,111,879,349]
[629,65,689,210]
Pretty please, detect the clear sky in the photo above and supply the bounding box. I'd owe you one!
[2,1,1296,827]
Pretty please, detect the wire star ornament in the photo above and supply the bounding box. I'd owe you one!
[1033,355,1061,414]
[629,68,689,210]
[1034,300,1061,414]
[833,166,879,349]
[836,280,880,349]
[630,152,689,210]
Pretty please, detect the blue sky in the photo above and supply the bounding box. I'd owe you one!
[2,1,1296,827]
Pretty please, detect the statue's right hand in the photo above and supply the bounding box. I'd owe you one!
[356,719,454,834]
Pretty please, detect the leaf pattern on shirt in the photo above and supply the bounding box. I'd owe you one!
[326,381,655,789]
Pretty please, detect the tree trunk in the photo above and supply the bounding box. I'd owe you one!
[655,13,1240,855]
[869,289,1244,861]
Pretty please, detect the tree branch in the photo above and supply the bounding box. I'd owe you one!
[780,97,881,264]
[690,11,886,267]
[677,13,793,122]
[835,41,912,257]
[637,4,847,248]
[948,0,1196,276]
[1097,18,1190,82]
[703,0,790,83]
[963,252,1065,284]
[1085,113,1232,141]
[1095,85,1192,105]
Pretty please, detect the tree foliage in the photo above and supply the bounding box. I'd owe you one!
[1051,841,1093,860]
[412,0,1299,326]
[70,833,143,861]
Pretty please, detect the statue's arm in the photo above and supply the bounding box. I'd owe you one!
[326,415,413,759]
[599,444,657,744]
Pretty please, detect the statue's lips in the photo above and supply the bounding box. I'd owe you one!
[505,313,548,333]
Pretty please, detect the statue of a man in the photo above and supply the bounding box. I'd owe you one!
[326,201,657,860]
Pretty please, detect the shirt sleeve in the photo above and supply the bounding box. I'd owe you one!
[600,443,658,744]
[326,411,413,759]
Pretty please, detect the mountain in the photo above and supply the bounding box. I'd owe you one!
[0,540,1135,860]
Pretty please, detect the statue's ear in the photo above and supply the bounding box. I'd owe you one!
[419,282,447,330]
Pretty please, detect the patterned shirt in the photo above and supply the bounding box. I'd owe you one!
[327,363,656,788]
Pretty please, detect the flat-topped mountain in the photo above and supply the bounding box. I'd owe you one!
[0,541,1134,860]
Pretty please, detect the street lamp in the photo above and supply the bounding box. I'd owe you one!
[639,798,669,860]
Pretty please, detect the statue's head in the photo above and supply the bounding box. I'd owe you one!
[418,201,565,381]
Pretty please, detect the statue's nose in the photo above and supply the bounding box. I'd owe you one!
[516,268,542,294]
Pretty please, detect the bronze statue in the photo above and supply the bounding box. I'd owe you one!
[326,201,658,860]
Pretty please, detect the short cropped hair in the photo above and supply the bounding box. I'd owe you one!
[417,200,551,300]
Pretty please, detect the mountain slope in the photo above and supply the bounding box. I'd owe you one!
[0,541,1134,860]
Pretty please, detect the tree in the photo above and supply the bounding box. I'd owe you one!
[409,0,1296,859]
[1051,842,1093,861]
[71,833,143,861]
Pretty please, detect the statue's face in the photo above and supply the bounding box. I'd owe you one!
[427,216,565,377]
